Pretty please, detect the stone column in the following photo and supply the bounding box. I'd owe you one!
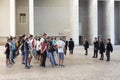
[105,0,115,44]
[10,0,16,37]
[70,0,79,45]
[88,0,98,44]
[29,0,34,35]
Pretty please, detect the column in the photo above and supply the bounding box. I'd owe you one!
[105,0,115,44]
[29,0,34,35]
[88,0,98,44]
[10,0,16,37]
[70,0,79,45]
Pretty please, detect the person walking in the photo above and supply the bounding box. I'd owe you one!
[64,40,68,55]
[68,38,74,55]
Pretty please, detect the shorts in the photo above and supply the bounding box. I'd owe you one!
[59,53,64,60]
[6,52,10,59]
[29,51,32,58]
[32,49,36,55]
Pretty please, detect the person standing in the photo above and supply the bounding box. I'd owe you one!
[41,40,48,67]
[83,39,89,55]
[64,40,68,55]
[106,39,113,61]
[68,38,74,55]
[99,39,105,60]
[10,37,17,64]
[20,35,25,64]
[56,37,65,67]
[93,37,99,58]
[4,39,11,67]
[24,37,30,69]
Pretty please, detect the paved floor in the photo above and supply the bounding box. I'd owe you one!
[0,45,120,80]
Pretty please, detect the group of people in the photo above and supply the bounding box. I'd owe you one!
[4,33,113,69]
[4,33,75,69]
[84,37,113,61]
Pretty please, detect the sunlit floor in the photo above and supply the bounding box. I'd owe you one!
[0,45,120,80]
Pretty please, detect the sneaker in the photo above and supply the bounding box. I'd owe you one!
[22,63,25,65]
[55,64,58,66]
[106,60,110,61]
[29,65,33,67]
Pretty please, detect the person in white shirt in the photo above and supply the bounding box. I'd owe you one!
[56,37,65,67]
[36,37,41,62]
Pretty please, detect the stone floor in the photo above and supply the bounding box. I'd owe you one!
[0,45,120,80]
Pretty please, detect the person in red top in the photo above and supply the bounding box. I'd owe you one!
[40,40,48,67]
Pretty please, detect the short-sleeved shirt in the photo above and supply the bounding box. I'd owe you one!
[36,40,40,51]
[41,43,47,52]
[56,40,65,53]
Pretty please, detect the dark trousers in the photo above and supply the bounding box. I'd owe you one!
[11,50,16,63]
[106,51,110,61]
[41,51,47,67]
[85,49,88,55]
[93,50,98,58]
[100,53,104,60]
[69,49,73,54]
[64,48,67,55]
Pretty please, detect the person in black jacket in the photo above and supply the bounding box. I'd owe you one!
[106,39,113,61]
[68,38,74,54]
[64,40,68,55]
[99,39,105,60]
[93,37,99,58]
[84,39,89,55]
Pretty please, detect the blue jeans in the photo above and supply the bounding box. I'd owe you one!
[24,50,29,67]
[48,52,56,65]
[11,50,16,63]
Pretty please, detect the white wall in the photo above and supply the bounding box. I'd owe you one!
[34,0,70,36]
[0,0,10,37]
[16,0,29,35]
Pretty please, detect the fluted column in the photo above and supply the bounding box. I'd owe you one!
[29,0,34,35]
[88,0,98,44]
[10,0,16,37]
[70,0,79,45]
[105,0,115,44]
